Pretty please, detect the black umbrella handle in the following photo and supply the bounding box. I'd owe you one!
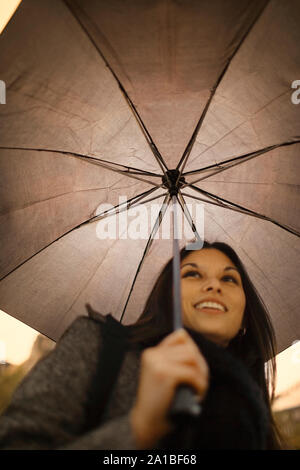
[170,198,202,419]
[169,384,202,419]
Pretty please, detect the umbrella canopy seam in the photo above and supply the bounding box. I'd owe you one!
[62,0,170,178]
[120,193,171,323]
[0,146,162,187]
[182,140,300,182]
[184,185,300,238]
[0,187,167,283]
[175,0,271,180]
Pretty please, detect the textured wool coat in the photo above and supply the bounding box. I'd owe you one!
[0,310,269,449]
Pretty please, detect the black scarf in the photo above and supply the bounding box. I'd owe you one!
[85,311,269,449]
[158,327,269,449]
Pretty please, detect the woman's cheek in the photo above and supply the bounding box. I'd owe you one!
[182,299,190,316]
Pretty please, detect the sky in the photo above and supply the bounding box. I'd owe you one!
[272,341,300,411]
[0,0,22,34]
[0,309,38,364]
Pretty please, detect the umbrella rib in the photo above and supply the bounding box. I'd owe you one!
[0,145,160,175]
[187,184,300,238]
[119,193,171,323]
[88,187,166,223]
[176,191,203,248]
[0,145,162,187]
[75,156,161,187]
[62,0,169,176]
[175,0,270,179]
[180,190,260,223]
[182,140,300,185]
[0,186,164,283]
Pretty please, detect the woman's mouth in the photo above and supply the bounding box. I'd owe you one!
[194,300,227,313]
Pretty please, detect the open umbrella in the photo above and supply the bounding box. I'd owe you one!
[0,0,299,355]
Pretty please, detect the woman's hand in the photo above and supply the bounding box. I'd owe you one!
[130,328,210,449]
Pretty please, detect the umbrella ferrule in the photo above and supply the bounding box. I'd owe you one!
[162,169,186,196]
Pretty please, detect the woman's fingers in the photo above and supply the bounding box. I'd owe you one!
[158,329,209,378]
[132,333,211,448]
[160,330,205,363]
[140,350,208,403]
[143,342,204,372]
[161,346,208,372]
[141,342,209,400]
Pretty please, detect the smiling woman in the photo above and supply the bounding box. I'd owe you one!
[0,241,285,450]
[127,240,283,449]
[180,248,246,347]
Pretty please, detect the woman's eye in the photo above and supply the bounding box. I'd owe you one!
[182,271,201,278]
[222,275,238,284]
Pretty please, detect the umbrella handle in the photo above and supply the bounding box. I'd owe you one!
[169,384,202,418]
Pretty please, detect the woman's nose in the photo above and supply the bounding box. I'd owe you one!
[201,278,222,293]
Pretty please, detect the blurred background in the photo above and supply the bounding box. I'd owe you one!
[0,308,299,449]
[0,309,55,416]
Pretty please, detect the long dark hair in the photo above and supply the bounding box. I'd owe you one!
[126,240,284,449]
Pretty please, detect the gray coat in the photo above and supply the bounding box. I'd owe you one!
[0,310,269,449]
[0,313,139,449]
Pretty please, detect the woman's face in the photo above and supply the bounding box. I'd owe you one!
[180,248,246,347]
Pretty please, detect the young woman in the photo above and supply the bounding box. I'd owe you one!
[0,241,283,449]
[128,241,282,449]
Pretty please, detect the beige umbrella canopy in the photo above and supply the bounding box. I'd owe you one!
[0,0,299,353]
